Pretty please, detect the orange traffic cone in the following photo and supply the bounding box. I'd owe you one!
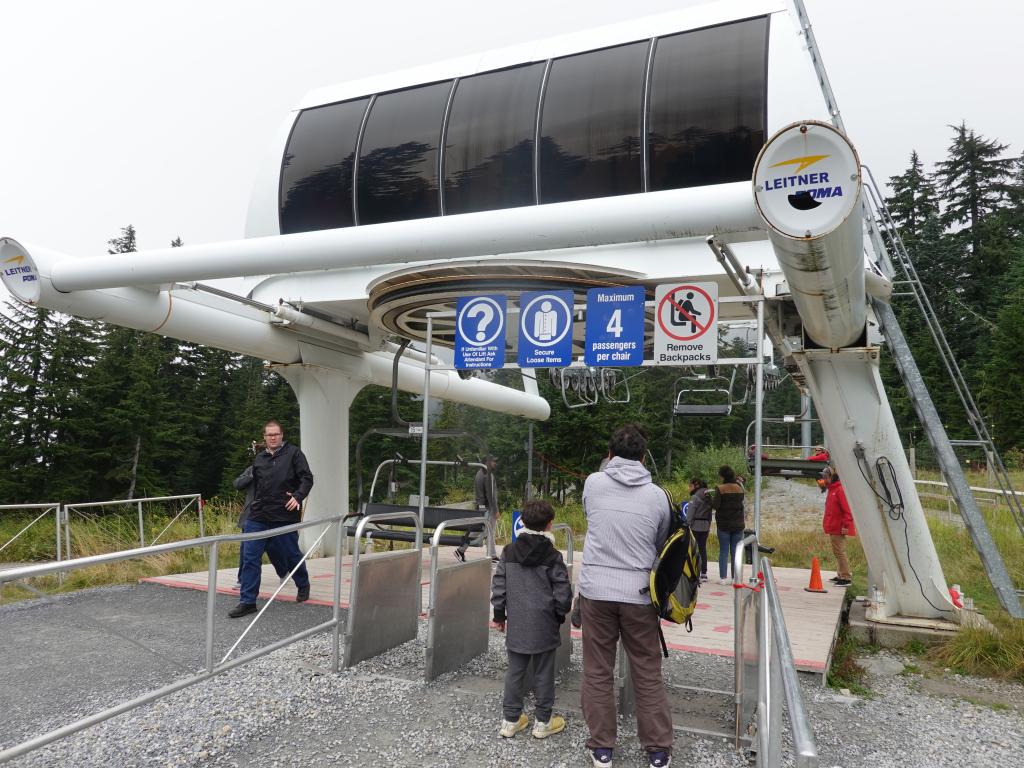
[804,556,828,593]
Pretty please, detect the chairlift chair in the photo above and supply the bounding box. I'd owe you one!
[672,368,739,416]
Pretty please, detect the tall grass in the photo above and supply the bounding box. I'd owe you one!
[1,502,244,603]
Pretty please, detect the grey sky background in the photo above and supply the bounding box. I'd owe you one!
[1,0,1021,259]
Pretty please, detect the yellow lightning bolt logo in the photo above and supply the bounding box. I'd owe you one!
[769,155,830,173]
[3,255,25,266]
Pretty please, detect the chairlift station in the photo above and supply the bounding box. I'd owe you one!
[3,0,1022,641]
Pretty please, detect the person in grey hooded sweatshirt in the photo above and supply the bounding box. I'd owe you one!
[578,423,674,768]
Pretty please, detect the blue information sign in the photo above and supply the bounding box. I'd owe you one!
[517,289,574,368]
[584,286,645,366]
[455,294,506,369]
[511,510,525,540]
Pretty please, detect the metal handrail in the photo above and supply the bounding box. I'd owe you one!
[347,510,423,617]
[550,522,575,567]
[64,493,204,553]
[428,516,491,611]
[762,559,818,768]
[0,514,347,764]
[0,516,335,583]
[0,503,62,563]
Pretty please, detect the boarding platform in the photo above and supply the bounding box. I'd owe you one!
[142,547,848,678]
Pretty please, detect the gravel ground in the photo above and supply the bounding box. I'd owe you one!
[3,585,1022,768]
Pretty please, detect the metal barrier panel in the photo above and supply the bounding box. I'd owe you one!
[424,557,491,681]
[343,549,420,668]
[738,589,759,741]
[554,563,573,674]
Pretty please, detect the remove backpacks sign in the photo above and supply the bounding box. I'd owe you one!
[653,282,718,365]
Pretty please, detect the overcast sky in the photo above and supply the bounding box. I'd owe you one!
[1,0,1021,258]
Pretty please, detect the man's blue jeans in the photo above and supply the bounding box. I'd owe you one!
[239,519,310,605]
[718,530,746,580]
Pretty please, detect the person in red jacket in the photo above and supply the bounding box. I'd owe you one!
[822,469,855,586]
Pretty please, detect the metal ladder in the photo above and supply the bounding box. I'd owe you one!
[862,174,1024,618]
[791,0,1024,616]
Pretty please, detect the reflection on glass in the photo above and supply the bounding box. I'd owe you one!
[357,82,452,225]
[648,17,768,190]
[279,98,369,234]
[539,42,648,204]
[444,64,545,215]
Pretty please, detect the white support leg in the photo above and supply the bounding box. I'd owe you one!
[795,347,958,623]
[275,364,363,555]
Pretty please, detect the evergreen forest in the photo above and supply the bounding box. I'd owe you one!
[2,123,1023,507]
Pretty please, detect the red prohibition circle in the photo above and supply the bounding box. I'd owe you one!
[657,285,715,341]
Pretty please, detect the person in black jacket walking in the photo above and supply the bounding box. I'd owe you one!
[229,420,314,618]
[711,465,746,585]
[491,499,572,740]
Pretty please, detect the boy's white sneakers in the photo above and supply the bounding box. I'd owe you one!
[532,715,566,739]
[499,713,529,738]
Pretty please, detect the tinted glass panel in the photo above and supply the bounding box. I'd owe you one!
[648,17,768,191]
[539,42,647,204]
[280,99,368,234]
[357,82,452,225]
[444,63,544,214]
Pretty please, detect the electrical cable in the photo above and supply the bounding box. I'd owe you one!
[852,444,954,615]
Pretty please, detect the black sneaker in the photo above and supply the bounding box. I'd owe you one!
[453,549,466,563]
[491,556,500,564]
[296,585,310,603]
[648,751,671,768]
[228,602,257,619]
[832,578,852,586]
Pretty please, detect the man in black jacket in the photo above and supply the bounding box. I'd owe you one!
[229,420,314,618]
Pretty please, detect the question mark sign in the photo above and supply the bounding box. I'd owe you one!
[467,303,494,341]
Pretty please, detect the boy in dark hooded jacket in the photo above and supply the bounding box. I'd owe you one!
[491,499,573,740]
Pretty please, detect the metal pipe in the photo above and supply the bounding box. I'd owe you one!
[0,516,346,584]
[0,507,57,557]
[753,296,764,543]
[205,541,219,673]
[550,523,574,567]
[418,316,434,568]
[272,302,371,348]
[331,518,344,673]
[762,560,819,767]
[45,182,762,292]
[137,501,145,548]
[720,241,753,288]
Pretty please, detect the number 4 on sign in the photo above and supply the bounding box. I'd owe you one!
[607,309,623,338]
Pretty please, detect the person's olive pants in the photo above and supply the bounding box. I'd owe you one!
[580,596,673,754]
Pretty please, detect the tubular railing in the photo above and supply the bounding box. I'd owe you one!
[732,536,818,767]
[0,503,62,564]
[0,514,345,764]
[64,493,204,555]
[550,522,575,567]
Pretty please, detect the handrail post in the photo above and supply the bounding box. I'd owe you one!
[198,496,205,539]
[331,519,344,673]
[205,541,219,673]
[137,500,145,548]
[55,505,62,564]
[550,522,574,567]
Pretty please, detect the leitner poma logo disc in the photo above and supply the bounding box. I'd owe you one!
[0,238,41,303]
[753,120,861,240]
